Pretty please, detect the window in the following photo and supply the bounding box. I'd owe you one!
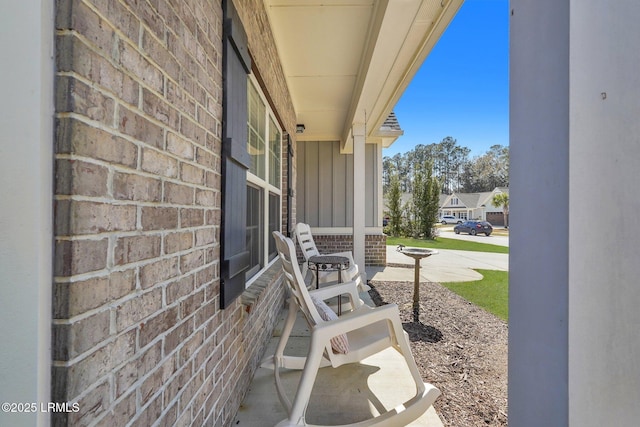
[451,197,459,206]
[246,79,282,283]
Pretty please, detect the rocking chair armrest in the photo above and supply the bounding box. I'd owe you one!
[314,303,401,337]
[309,280,360,303]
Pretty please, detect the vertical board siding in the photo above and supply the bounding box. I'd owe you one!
[318,143,333,226]
[365,144,376,226]
[332,142,347,226]
[296,141,377,228]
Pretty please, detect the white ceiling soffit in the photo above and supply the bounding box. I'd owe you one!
[265,0,464,151]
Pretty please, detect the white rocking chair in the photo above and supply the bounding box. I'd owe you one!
[262,231,440,427]
[294,222,368,292]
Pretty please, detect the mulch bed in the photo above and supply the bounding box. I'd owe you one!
[368,280,508,426]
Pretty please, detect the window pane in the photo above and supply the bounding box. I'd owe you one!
[268,192,280,261]
[248,83,265,179]
[246,185,264,279]
[269,117,281,188]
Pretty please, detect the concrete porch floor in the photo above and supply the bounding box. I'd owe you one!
[233,289,443,427]
[234,246,508,426]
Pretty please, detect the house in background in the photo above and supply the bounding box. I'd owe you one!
[439,187,509,225]
[0,0,463,426]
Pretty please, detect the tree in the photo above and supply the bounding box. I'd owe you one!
[412,161,440,239]
[386,171,403,236]
[461,144,509,192]
[492,192,509,228]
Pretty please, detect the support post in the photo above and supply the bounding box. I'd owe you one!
[352,123,366,271]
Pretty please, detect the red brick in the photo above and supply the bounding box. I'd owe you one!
[139,354,176,405]
[179,208,204,227]
[194,227,215,247]
[140,257,179,289]
[55,238,108,276]
[89,0,140,43]
[67,310,112,358]
[114,235,162,265]
[56,34,139,106]
[117,342,165,401]
[138,306,179,348]
[65,330,136,397]
[129,393,163,427]
[117,37,164,93]
[142,30,180,83]
[53,270,136,318]
[141,147,179,178]
[56,0,115,56]
[162,365,192,408]
[179,116,206,147]
[196,265,215,288]
[56,117,138,168]
[142,87,180,130]
[118,105,164,148]
[195,189,215,206]
[113,172,162,202]
[115,288,163,332]
[180,162,205,185]
[166,275,195,305]
[164,319,194,355]
[55,159,109,197]
[59,200,137,235]
[166,80,196,119]
[93,392,136,427]
[167,132,194,160]
[180,249,205,273]
[178,364,204,409]
[56,76,115,126]
[121,0,164,40]
[164,181,195,205]
[180,289,204,320]
[195,147,214,168]
[164,231,193,254]
[141,206,179,230]
[67,380,110,426]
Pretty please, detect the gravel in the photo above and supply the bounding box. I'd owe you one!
[368,280,508,427]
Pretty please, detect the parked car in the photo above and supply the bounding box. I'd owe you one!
[440,215,463,224]
[454,220,493,236]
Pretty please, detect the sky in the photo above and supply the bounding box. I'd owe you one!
[384,0,509,159]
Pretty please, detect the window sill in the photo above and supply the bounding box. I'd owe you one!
[241,261,283,314]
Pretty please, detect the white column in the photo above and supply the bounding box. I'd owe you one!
[511,1,640,426]
[352,124,366,271]
[0,1,53,426]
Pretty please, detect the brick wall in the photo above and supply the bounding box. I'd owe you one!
[311,234,387,267]
[53,1,288,425]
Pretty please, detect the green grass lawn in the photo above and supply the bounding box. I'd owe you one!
[386,236,509,254]
[441,269,509,321]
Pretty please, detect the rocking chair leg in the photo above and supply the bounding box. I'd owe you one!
[275,300,299,360]
[390,318,426,394]
[279,336,326,427]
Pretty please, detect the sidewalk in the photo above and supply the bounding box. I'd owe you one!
[368,245,509,283]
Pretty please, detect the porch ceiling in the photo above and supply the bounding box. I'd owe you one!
[264,0,464,151]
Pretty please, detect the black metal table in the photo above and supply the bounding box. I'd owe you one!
[307,255,350,314]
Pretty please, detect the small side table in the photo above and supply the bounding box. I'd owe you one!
[307,255,350,315]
